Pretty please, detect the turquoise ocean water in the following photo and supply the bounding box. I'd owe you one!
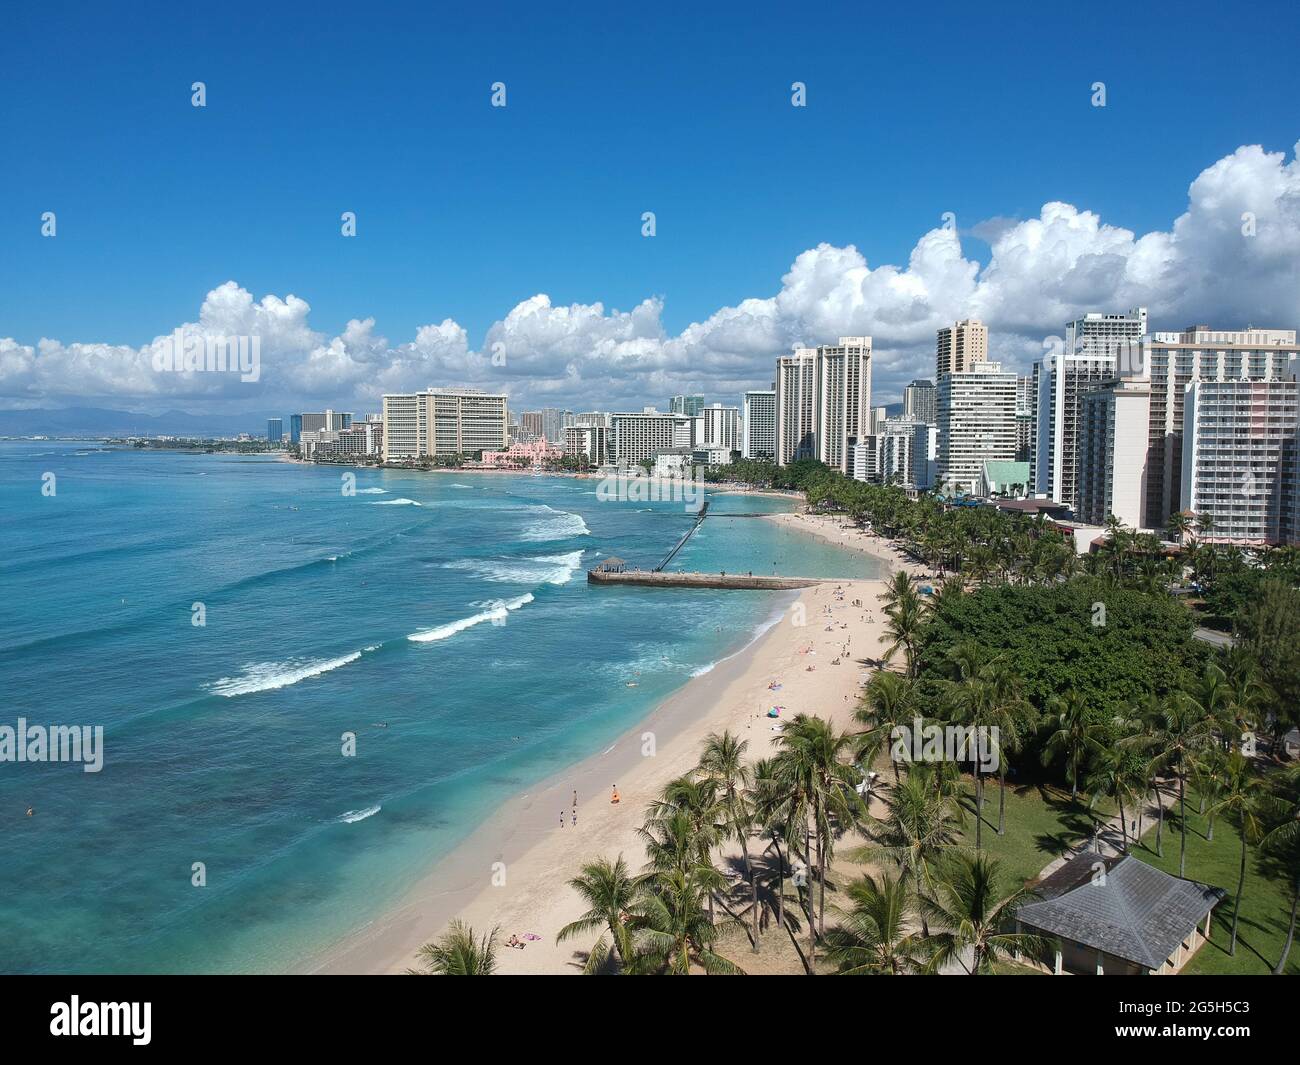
[0,441,877,973]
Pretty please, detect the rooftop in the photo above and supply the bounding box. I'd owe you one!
[1018,853,1224,970]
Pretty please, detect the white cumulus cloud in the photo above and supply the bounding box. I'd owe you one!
[3,141,1297,414]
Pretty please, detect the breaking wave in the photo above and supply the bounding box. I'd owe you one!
[407,593,535,643]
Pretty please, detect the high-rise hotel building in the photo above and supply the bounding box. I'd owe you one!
[1180,377,1300,545]
[742,389,776,460]
[1143,326,1299,529]
[698,403,741,454]
[1076,377,1154,530]
[669,394,706,417]
[903,379,937,425]
[519,409,573,444]
[292,409,352,443]
[609,409,679,467]
[382,388,508,462]
[936,361,1018,494]
[1075,324,1300,537]
[1015,376,1034,462]
[1033,308,1147,509]
[935,320,988,379]
[564,423,610,466]
[775,337,872,473]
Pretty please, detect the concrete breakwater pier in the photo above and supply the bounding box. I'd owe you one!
[587,564,822,590]
[586,501,823,588]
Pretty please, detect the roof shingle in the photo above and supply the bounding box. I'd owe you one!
[1017,854,1224,969]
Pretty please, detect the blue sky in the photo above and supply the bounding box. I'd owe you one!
[2,0,1298,412]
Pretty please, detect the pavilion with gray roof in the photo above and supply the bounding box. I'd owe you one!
[1015,852,1225,975]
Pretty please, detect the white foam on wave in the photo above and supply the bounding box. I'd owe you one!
[449,483,474,489]
[336,805,381,823]
[371,498,422,506]
[208,651,363,697]
[520,505,590,542]
[442,549,584,586]
[407,593,534,643]
[355,487,387,495]
[687,605,789,680]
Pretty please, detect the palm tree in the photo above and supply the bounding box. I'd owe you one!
[1195,511,1215,541]
[1102,513,1130,581]
[752,749,819,964]
[632,867,746,975]
[966,544,997,586]
[878,569,917,616]
[1207,753,1265,956]
[1257,766,1300,974]
[1167,509,1193,547]
[771,715,864,945]
[878,570,924,671]
[1041,689,1104,802]
[1222,652,1264,749]
[698,731,753,874]
[1128,691,1214,876]
[942,647,1030,844]
[640,786,727,927]
[822,872,927,974]
[749,757,792,934]
[984,657,1032,836]
[556,855,640,973]
[1126,695,1169,854]
[408,920,499,975]
[942,644,995,848]
[1085,742,1148,852]
[1191,746,1227,839]
[921,853,1046,974]
[854,671,915,783]
[853,768,964,935]
[928,574,966,614]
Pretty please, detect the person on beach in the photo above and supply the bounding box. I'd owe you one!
[560,810,565,827]
[611,785,620,804]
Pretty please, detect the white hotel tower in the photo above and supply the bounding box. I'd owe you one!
[1181,376,1300,545]
[936,361,1018,494]
[1032,308,1148,509]
[775,337,872,473]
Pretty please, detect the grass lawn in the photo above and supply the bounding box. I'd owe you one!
[949,776,1298,975]
[1133,791,1299,976]
[952,776,1117,885]
[851,764,1298,976]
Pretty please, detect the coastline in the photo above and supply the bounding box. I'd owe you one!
[761,510,931,578]
[309,506,906,975]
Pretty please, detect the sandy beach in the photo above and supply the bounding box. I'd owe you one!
[311,510,902,975]
[763,510,931,578]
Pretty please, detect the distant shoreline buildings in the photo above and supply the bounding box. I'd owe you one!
[274,307,1298,547]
